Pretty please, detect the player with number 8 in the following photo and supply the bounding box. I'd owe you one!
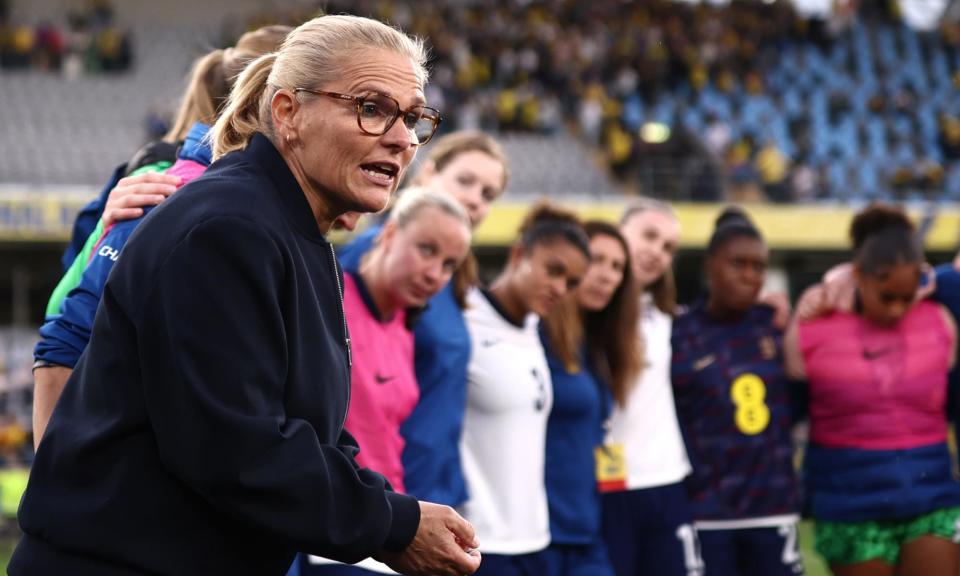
[670,208,804,576]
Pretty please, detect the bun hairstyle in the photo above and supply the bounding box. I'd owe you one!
[518,200,590,259]
[706,206,763,256]
[164,25,292,143]
[850,203,922,276]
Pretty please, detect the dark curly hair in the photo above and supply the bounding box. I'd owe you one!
[850,203,921,276]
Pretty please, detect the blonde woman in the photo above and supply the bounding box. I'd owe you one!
[13,15,478,576]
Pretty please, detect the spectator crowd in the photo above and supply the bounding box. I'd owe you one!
[221,0,960,203]
[0,0,132,77]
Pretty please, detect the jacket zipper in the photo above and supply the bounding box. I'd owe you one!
[328,243,352,429]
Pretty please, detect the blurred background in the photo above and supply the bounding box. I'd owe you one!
[1,0,960,570]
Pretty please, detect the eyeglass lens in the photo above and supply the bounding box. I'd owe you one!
[358,94,437,143]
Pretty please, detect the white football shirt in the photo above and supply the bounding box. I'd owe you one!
[459,288,553,555]
[606,295,692,490]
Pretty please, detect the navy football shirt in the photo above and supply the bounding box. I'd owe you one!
[671,301,800,523]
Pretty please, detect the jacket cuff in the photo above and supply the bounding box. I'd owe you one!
[382,492,420,552]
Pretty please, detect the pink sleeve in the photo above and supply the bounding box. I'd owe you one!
[797,317,827,361]
[167,159,208,187]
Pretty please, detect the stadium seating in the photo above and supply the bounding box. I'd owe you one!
[0,22,215,185]
[494,133,620,198]
[2,0,960,203]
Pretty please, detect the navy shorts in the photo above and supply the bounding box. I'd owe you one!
[697,523,804,576]
[474,549,550,576]
[601,482,704,576]
[542,540,615,576]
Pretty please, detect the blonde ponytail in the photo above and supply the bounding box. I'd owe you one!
[162,26,290,145]
[212,52,278,159]
[164,49,226,143]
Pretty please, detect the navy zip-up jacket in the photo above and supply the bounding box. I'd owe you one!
[11,134,420,576]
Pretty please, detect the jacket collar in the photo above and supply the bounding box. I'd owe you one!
[247,133,328,244]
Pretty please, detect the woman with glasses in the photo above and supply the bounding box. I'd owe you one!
[11,15,479,576]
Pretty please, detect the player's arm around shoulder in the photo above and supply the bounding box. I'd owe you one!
[782,290,814,382]
[936,303,958,370]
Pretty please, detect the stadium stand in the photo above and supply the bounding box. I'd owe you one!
[0,327,33,457]
[0,21,213,185]
[4,0,960,202]
[305,0,960,202]
[0,1,132,75]
[494,133,619,197]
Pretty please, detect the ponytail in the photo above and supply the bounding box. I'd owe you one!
[165,49,227,143]
[162,25,290,146]
[452,253,479,309]
[212,52,278,159]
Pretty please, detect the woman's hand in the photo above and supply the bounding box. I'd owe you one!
[794,263,855,322]
[102,172,181,226]
[377,502,482,576]
[759,291,791,330]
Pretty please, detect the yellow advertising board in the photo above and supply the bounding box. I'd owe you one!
[2,190,958,252]
[0,190,92,243]
[470,201,960,251]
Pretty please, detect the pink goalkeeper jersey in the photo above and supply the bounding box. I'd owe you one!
[800,300,952,450]
[342,272,419,493]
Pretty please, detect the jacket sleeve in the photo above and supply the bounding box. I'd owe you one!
[46,221,105,318]
[35,222,134,369]
[135,216,419,562]
[61,164,124,270]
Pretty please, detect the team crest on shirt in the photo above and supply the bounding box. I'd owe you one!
[693,354,715,371]
[759,336,777,360]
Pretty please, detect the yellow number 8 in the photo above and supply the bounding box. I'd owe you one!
[730,373,770,435]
